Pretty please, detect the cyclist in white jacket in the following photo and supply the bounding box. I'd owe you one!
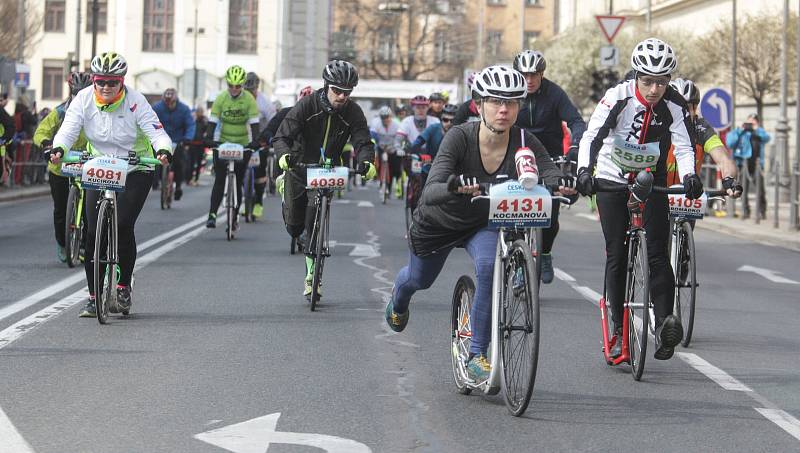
[50,52,172,318]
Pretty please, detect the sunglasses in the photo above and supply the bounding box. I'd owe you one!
[94,79,121,88]
[228,84,242,89]
[441,117,453,123]
[330,86,352,96]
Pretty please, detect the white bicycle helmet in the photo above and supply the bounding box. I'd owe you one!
[669,78,700,104]
[471,65,526,101]
[630,38,677,77]
[90,52,128,77]
[378,106,393,117]
[513,50,546,73]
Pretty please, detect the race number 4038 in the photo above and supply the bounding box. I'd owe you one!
[81,157,128,191]
[668,192,707,219]
[488,182,552,228]
[306,166,349,190]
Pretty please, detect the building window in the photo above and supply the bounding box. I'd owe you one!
[525,0,540,5]
[377,28,394,62]
[42,62,63,100]
[331,26,356,61]
[228,0,258,54]
[487,0,506,5]
[523,31,540,49]
[86,0,108,33]
[143,0,174,52]
[434,30,449,63]
[44,0,66,32]
[487,30,502,58]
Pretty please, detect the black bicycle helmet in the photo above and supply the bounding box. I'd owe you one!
[68,71,92,96]
[244,72,260,91]
[442,103,458,115]
[322,60,359,89]
[429,92,445,102]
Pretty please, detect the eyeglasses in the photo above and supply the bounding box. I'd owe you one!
[638,77,670,88]
[484,98,521,108]
[228,84,242,89]
[330,86,352,96]
[441,117,453,123]
[94,79,121,88]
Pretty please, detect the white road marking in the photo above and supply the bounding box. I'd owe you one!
[555,268,800,443]
[676,352,753,392]
[0,215,207,324]
[194,413,371,453]
[754,408,800,442]
[737,265,799,284]
[357,201,374,207]
[575,212,598,222]
[0,406,34,453]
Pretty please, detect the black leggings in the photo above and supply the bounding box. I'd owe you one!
[596,190,674,328]
[49,172,70,247]
[209,151,251,215]
[542,200,560,254]
[84,171,152,295]
[188,145,205,181]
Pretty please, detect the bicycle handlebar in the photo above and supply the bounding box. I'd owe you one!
[61,153,162,166]
[594,179,729,198]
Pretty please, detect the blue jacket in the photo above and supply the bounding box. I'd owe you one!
[726,126,770,166]
[152,100,195,144]
[514,78,586,158]
[410,123,445,158]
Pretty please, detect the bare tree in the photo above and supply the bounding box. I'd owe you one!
[334,0,476,81]
[699,13,797,122]
[540,23,707,113]
[0,1,43,60]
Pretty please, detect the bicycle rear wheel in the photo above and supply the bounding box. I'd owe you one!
[381,163,389,204]
[627,230,649,381]
[226,171,236,241]
[450,275,475,396]
[65,185,82,268]
[310,195,328,311]
[674,221,697,347]
[501,239,540,416]
[94,199,115,325]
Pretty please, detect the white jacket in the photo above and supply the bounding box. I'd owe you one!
[578,79,696,184]
[54,85,172,161]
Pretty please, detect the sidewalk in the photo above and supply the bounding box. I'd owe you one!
[696,200,800,252]
[0,184,50,203]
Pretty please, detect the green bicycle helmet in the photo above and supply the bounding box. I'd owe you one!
[90,52,128,76]
[225,65,247,85]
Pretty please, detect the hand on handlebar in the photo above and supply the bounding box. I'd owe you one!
[576,168,595,196]
[722,176,743,198]
[156,149,173,165]
[683,174,704,200]
[447,174,481,196]
[556,175,577,196]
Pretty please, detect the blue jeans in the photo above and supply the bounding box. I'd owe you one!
[392,227,498,355]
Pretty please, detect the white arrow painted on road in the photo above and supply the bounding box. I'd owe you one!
[194,413,372,453]
[737,265,799,284]
[328,241,380,258]
[707,92,729,126]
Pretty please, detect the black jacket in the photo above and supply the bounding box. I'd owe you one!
[410,122,563,256]
[273,89,374,172]
[514,78,586,158]
[259,107,291,145]
[453,100,479,126]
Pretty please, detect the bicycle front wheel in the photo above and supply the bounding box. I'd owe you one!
[674,221,697,347]
[310,196,328,311]
[243,169,254,223]
[501,239,540,416]
[627,230,649,381]
[226,172,236,241]
[94,199,115,325]
[65,185,81,268]
[450,275,475,396]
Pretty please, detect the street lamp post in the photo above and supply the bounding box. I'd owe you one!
[91,0,99,58]
[193,0,199,107]
[776,0,790,207]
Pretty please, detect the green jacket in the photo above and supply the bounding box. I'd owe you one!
[34,101,88,176]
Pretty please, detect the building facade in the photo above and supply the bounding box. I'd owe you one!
[27,0,279,109]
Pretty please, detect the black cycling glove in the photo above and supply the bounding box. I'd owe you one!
[156,149,173,164]
[558,175,576,189]
[576,168,595,196]
[722,176,743,198]
[683,174,704,200]
[447,174,480,194]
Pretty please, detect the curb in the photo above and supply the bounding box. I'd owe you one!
[694,218,800,253]
[0,187,50,203]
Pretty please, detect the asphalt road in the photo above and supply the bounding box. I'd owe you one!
[1,177,799,452]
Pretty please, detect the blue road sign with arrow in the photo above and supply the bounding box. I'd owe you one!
[700,88,732,130]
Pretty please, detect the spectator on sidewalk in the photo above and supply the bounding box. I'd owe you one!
[187,106,208,185]
[727,113,770,219]
[0,94,14,184]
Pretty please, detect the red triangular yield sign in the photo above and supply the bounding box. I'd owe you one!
[596,15,626,43]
